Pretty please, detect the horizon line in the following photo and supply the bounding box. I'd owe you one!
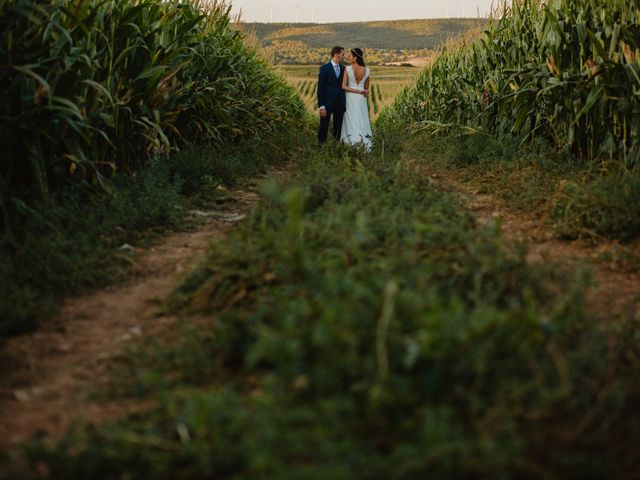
[236,17,491,25]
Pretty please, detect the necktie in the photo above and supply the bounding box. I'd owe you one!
[334,64,339,78]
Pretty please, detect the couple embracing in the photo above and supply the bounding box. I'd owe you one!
[317,46,373,150]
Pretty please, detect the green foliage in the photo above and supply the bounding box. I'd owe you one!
[28,145,640,479]
[0,126,307,338]
[387,128,640,244]
[407,131,584,209]
[0,162,181,336]
[555,165,640,240]
[0,0,306,336]
[386,125,640,246]
[382,0,640,163]
[0,0,304,226]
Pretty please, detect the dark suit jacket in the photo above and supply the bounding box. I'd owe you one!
[317,62,346,112]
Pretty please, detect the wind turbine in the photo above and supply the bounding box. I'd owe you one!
[295,5,300,23]
[311,2,315,23]
[269,4,273,23]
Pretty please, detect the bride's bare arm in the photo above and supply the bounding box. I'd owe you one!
[363,77,370,97]
[342,72,358,93]
[342,70,367,94]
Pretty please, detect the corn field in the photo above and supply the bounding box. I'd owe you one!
[0,0,303,227]
[382,0,640,164]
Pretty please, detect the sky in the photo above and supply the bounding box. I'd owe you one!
[228,0,501,23]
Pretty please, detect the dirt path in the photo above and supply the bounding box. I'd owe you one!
[420,163,640,319]
[0,185,262,450]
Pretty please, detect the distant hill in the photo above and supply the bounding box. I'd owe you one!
[245,19,486,50]
[240,19,487,65]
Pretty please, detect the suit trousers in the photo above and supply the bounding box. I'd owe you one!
[318,108,345,144]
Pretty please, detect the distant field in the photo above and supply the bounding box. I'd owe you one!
[241,18,486,64]
[280,65,421,120]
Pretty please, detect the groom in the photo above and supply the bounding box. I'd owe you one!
[317,46,346,144]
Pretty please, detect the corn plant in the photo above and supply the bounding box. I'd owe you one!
[382,0,640,164]
[0,0,303,231]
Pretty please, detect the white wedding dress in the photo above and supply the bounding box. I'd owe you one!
[341,66,373,150]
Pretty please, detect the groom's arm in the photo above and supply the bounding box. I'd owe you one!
[317,66,327,111]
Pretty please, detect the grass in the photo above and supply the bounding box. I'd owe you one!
[554,166,640,241]
[20,141,640,479]
[392,128,640,243]
[399,130,584,211]
[0,127,306,338]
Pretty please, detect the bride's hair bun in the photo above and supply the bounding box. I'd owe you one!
[351,48,365,67]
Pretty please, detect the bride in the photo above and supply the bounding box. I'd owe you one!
[340,48,373,150]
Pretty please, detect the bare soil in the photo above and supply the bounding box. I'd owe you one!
[0,187,261,451]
